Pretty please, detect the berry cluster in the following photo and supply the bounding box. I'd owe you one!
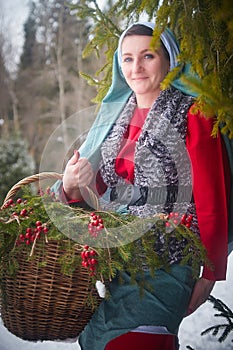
[1,198,33,221]
[1,196,50,248]
[80,245,98,276]
[88,212,104,237]
[17,221,49,246]
[166,212,193,228]
[2,198,27,212]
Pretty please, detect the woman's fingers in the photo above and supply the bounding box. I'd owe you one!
[63,153,94,197]
[67,150,80,166]
[76,160,94,187]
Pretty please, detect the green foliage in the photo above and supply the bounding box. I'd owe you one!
[0,138,35,203]
[0,187,208,290]
[0,190,78,280]
[73,0,233,136]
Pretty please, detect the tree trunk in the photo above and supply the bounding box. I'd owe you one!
[56,2,69,151]
[76,21,85,110]
[6,78,20,134]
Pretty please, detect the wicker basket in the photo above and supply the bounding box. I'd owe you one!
[0,172,101,341]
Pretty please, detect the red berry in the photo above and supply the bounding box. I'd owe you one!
[90,250,97,256]
[30,235,36,243]
[25,232,31,239]
[82,261,89,268]
[43,226,49,234]
[17,198,22,204]
[90,258,98,265]
[20,208,27,216]
[84,251,90,258]
[81,251,86,260]
[26,228,32,234]
[37,225,43,232]
[92,220,98,226]
[187,215,193,222]
[84,245,89,250]
[19,234,25,241]
[181,214,187,224]
[26,239,30,245]
[36,221,42,227]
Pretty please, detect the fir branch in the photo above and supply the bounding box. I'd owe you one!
[201,295,233,343]
[74,0,233,135]
[91,0,120,34]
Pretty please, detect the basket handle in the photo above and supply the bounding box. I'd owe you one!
[1,172,99,210]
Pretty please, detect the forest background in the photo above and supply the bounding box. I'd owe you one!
[0,0,103,203]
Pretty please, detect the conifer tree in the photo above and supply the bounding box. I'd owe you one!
[20,2,37,70]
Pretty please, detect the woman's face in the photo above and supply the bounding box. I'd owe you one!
[121,35,170,107]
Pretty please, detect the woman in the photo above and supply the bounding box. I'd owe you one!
[60,22,230,349]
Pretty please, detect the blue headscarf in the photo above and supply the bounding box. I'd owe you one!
[79,21,195,169]
[117,22,179,71]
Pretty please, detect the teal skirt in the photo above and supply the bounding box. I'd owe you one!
[79,264,196,350]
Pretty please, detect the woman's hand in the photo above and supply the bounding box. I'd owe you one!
[185,277,215,317]
[63,150,94,200]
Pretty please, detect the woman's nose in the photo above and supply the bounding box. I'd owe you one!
[132,58,143,72]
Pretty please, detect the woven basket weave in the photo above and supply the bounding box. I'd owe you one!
[0,172,101,341]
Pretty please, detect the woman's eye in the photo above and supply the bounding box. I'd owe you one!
[123,57,132,63]
[144,53,154,59]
